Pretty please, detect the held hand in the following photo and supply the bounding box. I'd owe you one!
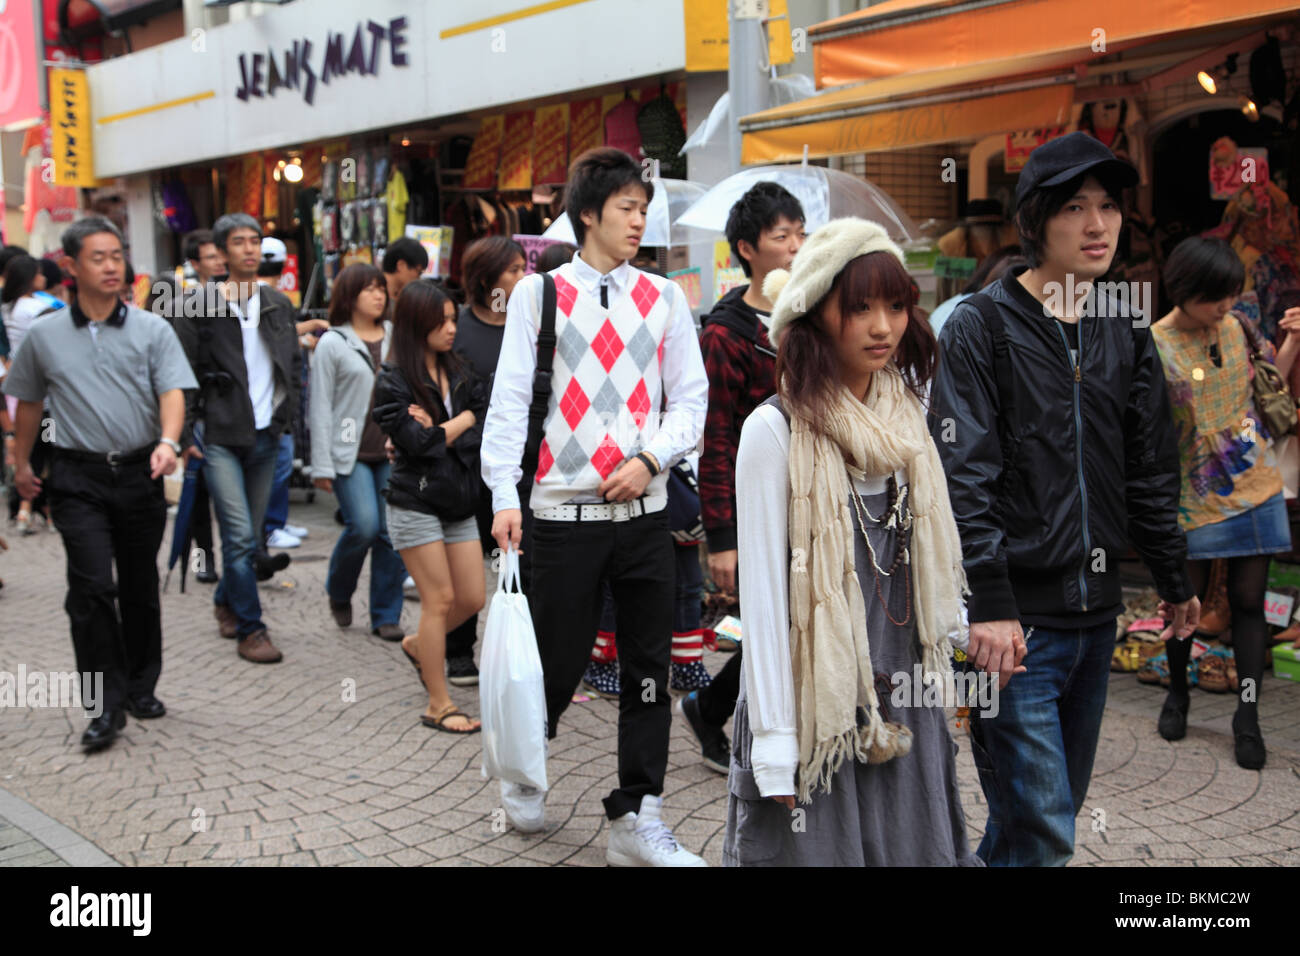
[183,444,204,463]
[769,795,796,810]
[1157,595,1201,642]
[708,549,738,594]
[491,509,523,555]
[596,457,652,503]
[968,619,1029,690]
[150,443,178,479]
[14,462,41,501]
[408,403,433,428]
[313,477,333,494]
[384,437,396,465]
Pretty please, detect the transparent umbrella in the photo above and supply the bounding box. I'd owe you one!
[676,165,919,241]
[542,177,714,247]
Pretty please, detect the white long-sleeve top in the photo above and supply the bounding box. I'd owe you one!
[737,402,905,798]
[481,253,708,514]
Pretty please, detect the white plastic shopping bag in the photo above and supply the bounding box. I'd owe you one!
[479,546,548,791]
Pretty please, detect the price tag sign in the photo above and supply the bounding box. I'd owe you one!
[1264,590,1294,627]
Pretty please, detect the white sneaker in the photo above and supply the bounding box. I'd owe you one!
[403,575,418,595]
[501,779,546,833]
[266,529,301,549]
[606,795,707,867]
[283,523,309,539]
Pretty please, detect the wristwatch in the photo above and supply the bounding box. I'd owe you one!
[158,437,182,455]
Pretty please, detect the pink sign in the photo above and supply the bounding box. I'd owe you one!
[514,234,568,274]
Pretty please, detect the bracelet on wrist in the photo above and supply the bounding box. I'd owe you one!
[635,452,660,477]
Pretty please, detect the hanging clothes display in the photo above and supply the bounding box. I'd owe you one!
[386,168,409,243]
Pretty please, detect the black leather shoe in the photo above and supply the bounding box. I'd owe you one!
[125,693,166,719]
[81,710,126,752]
[1232,711,1266,770]
[253,549,290,581]
[195,566,219,584]
[1157,692,1188,741]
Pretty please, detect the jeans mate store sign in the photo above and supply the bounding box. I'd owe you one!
[234,16,410,106]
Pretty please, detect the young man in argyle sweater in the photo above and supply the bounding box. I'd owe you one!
[483,148,709,866]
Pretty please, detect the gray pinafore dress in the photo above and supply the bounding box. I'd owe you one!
[723,458,982,866]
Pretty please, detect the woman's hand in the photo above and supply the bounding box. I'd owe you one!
[313,477,333,494]
[769,795,795,810]
[408,403,433,428]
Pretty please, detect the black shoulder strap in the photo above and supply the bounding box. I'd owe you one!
[760,393,790,424]
[966,292,1016,451]
[520,273,557,483]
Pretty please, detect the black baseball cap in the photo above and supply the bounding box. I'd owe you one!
[1015,131,1137,209]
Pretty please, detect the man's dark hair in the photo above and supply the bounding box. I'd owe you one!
[0,244,29,276]
[461,236,525,309]
[534,242,576,274]
[725,182,805,277]
[37,258,65,292]
[61,216,124,260]
[565,147,653,247]
[962,245,1026,294]
[1014,169,1127,269]
[183,229,216,263]
[381,237,429,274]
[212,213,261,253]
[1,255,39,305]
[1162,237,1244,308]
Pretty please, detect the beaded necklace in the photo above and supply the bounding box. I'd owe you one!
[847,468,913,627]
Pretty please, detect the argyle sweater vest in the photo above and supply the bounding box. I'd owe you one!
[530,264,675,511]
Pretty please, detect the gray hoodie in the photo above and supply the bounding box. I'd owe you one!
[308,321,392,479]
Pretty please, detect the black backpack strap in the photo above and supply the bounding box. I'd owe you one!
[520,273,557,483]
[760,393,790,424]
[965,292,1016,458]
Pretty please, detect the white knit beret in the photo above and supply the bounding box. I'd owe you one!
[762,217,906,348]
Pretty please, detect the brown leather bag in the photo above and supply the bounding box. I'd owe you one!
[1236,313,1298,439]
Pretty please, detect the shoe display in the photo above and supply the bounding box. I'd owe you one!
[582,658,620,699]
[675,692,730,774]
[330,601,352,628]
[80,710,127,752]
[1156,692,1188,741]
[283,523,309,539]
[606,795,706,867]
[447,656,480,686]
[670,660,713,693]
[501,779,546,833]
[266,528,301,549]
[372,623,404,642]
[214,603,239,639]
[237,629,284,663]
[124,693,166,720]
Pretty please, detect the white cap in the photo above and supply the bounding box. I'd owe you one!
[260,236,287,263]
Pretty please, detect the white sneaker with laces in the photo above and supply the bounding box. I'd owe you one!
[501,779,546,833]
[283,523,309,539]
[266,529,301,549]
[606,795,707,867]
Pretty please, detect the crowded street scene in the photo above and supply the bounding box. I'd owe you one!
[1,0,1298,911]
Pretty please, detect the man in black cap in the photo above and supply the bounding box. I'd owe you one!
[929,131,1199,866]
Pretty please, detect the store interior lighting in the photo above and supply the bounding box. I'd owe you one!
[283,162,303,183]
[1240,97,1259,121]
[1198,52,1239,96]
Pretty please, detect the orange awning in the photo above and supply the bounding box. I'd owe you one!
[740,74,1074,163]
[812,0,1300,87]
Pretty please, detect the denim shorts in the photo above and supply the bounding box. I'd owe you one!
[1184,492,1292,560]
[385,503,479,551]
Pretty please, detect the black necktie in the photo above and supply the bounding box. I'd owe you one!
[600,279,609,309]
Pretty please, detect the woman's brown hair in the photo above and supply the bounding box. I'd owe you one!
[328,263,387,326]
[775,252,936,431]
[461,236,525,309]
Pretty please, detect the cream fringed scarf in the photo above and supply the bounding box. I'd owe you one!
[786,364,969,803]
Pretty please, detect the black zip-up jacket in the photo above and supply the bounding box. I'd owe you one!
[174,282,302,448]
[372,360,488,521]
[928,269,1193,627]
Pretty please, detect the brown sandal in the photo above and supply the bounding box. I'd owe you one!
[421,705,480,734]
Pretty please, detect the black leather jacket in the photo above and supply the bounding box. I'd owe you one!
[372,359,488,520]
[928,269,1194,627]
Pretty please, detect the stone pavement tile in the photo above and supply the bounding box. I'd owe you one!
[313,845,362,865]
[389,823,447,847]
[277,851,319,867]
[1147,842,1198,860]
[294,827,352,851]
[385,847,436,866]
[559,846,608,867]
[353,834,406,858]
[209,840,263,860]
[416,833,484,859]
[462,843,520,865]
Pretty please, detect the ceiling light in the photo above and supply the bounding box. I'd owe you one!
[1197,70,1217,94]
[401,137,411,147]
[283,163,303,183]
[1241,97,1259,121]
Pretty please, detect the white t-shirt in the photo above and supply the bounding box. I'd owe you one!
[229,290,274,430]
[5,295,55,358]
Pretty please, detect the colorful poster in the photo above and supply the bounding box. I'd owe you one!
[498,111,534,191]
[1004,127,1066,173]
[0,0,42,128]
[463,115,505,190]
[277,253,301,307]
[683,0,793,73]
[668,267,703,311]
[569,97,603,158]
[405,224,454,278]
[49,68,97,187]
[514,234,567,274]
[533,104,569,185]
[712,239,746,302]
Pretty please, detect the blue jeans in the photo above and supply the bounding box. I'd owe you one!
[965,619,1115,866]
[203,426,279,637]
[327,460,406,628]
[263,432,295,536]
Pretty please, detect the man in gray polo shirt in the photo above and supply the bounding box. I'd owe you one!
[4,217,196,753]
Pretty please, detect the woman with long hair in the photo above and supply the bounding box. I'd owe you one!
[310,264,408,640]
[373,279,488,732]
[724,219,982,866]
[1151,237,1300,769]
[3,254,54,533]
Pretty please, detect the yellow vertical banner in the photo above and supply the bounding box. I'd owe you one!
[49,68,97,187]
[684,0,793,72]
[463,115,505,190]
[498,111,535,190]
[533,104,570,185]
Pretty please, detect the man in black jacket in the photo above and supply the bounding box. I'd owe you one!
[929,133,1199,866]
[175,214,302,663]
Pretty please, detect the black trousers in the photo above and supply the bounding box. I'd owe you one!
[530,509,674,819]
[698,649,742,727]
[47,452,167,715]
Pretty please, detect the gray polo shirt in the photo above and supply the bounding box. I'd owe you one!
[2,301,197,454]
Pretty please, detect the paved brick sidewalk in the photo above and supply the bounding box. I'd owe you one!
[1,495,1297,866]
